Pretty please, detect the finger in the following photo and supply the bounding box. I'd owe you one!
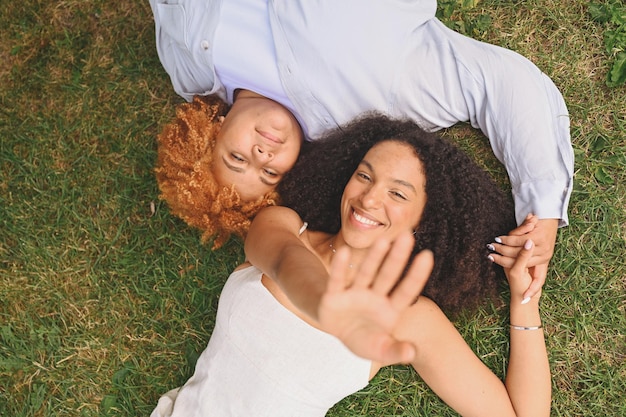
[390,249,434,308]
[379,340,417,365]
[361,331,417,364]
[488,252,516,269]
[327,245,353,293]
[351,238,391,288]
[494,234,533,248]
[491,235,550,266]
[489,251,543,269]
[506,213,538,236]
[488,242,521,258]
[510,239,534,276]
[522,262,548,300]
[370,232,416,294]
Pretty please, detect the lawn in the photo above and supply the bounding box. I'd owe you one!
[1,1,624,416]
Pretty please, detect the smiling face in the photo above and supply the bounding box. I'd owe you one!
[211,92,303,201]
[339,140,427,249]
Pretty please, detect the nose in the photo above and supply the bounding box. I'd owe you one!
[359,185,383,209]
[253,145,273,162]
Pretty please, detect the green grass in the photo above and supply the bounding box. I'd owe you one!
[1,0,624,416]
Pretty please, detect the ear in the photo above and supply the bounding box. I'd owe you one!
[214,116,225,137]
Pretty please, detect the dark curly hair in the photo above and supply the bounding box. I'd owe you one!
[278,113,516,315]
[155,95,280,249]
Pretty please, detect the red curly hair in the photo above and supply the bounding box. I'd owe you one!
[155,95,280,249]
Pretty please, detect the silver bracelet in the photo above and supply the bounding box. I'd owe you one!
[510,324,543,331]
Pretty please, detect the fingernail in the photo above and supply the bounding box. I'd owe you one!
[524,239,533,250]
[486,243,495,251]
[494,237,502,244]
[487,255,494,262]
[521,296,531,305]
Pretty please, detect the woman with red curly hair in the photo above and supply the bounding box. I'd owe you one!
[155,94,301,249]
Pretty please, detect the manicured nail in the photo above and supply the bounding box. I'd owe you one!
[494,237,502,244]
[486,243,495,251]
[487,255,494,262]
[524,239,533,250]
[521,296,531,305]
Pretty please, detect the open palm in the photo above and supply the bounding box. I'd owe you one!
[318,233,434,364]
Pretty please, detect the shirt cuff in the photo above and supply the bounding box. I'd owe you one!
[512,179,572,228]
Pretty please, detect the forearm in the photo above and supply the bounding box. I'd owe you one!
[244,207,329,320]
[272,244,328,320]
[505,298,551,417]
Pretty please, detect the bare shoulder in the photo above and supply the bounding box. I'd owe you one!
[245,206,311,259]
[251,206,303,228]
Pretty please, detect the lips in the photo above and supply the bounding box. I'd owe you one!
[258,130,284,145]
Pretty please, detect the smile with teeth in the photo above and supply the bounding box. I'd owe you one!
[352,210,381,226]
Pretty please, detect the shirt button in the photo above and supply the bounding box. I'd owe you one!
[201,40,210,50]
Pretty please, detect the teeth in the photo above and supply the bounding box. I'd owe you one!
[353,211,379,226]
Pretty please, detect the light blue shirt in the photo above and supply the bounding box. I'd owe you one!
[149,0,574,226]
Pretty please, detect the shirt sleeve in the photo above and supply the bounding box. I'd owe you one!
[461,48,574,227]
[398,19,574,226]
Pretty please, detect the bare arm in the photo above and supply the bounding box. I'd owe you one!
[392,240,550,417]
[244,206,328,320]
[247,212,435,364]
[503,239,551,416]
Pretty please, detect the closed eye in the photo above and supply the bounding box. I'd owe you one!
[230,153,245,163]
[356,172,371,182]
[390,190,408,201]
[263,168,278,177]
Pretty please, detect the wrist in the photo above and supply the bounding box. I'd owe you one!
[511,292,541,306]
[510,298,541,327]
[510,323,543,331]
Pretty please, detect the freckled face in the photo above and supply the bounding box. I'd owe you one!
[340,141,427,249]
[212,95,303,201]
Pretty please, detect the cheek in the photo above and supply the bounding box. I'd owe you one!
[409,202,426,229]
[216,123,248,151]
[340,182,358,206]
[277,151,299,172]
[397,204,424,231]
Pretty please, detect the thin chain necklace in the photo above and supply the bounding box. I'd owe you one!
[329,239,353,268]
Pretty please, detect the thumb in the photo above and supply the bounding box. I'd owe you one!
[508,213,538,237]
[378,339,416,365]
[511,239,534,273]
[522,262,547,301]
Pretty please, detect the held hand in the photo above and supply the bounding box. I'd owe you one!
[505,239,539,303]
[488,214,558,301]
[318,232,434,365]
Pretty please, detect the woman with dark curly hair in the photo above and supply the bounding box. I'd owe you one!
[275,113,517,314]
[151,115,550,417]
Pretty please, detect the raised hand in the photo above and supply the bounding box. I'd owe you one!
[317,232,434,364]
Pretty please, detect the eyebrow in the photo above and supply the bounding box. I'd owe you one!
[360,160,417,193]
[222,156,279,186]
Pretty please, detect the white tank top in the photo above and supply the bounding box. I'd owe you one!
[151,265,371,417]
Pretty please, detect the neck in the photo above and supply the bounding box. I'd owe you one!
[326,234,370,269]
[234,88,264,101]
